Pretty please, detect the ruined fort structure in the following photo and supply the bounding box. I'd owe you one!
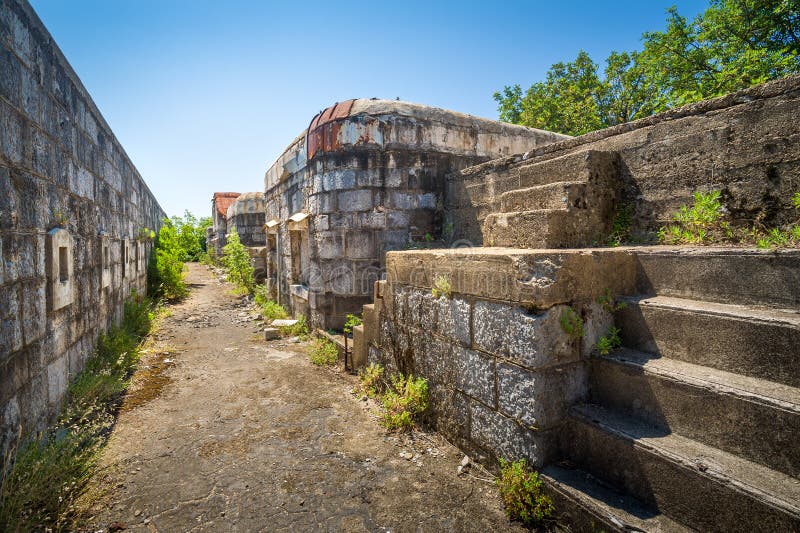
[263,99,568,329]
[357,76,800,531]
[207,191,239,257]
[225,191,267,281]
[0,0,164,454]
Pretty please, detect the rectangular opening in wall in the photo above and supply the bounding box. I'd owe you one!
[122,242,127,278]
[59,246,68,282]
[289,229,308,285]
[103,245,109,269]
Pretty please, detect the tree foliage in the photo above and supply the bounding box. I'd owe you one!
[221,230,255,294]
[169,210,212,262]
[494,0,800,135]
[147,220,188,301]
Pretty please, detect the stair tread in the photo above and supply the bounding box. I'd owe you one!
[623,295,800,325]
[499,180,585,196]
[605,348,800,410]
[542,464,693,532]
[571,403,800,511]
[485,208,567,218]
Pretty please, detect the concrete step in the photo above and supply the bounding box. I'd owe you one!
[616,295,800,388]
[635,248,800,308]
[512,149,619,190]
[498,181,587,212]
[565,404,800,533]
[591,348,800,478]
[541,464,692,533]
[482,209,607,249]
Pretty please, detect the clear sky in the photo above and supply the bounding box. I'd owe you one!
[30,0,708,219]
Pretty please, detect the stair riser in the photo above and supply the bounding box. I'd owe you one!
[591,358,800,478]
[499,183,585,212]
[616,303,800,387]
[636,252,800,308]
[564,416,800,533]
[516,150,619,189]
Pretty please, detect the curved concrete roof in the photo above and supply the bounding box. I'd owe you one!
[227,192,266,218]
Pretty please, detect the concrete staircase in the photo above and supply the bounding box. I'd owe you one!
[545,249,800,532]
[481,150,620,248]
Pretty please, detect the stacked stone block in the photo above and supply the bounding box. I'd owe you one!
[0,0,164,455]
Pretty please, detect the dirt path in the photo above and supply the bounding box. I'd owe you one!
[86,263,520,532]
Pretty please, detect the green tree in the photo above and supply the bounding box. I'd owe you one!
[148,220,188,301]
[494,0,800,134]
[222,230,255,294]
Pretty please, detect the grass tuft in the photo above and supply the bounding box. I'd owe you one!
[496,458,554,526]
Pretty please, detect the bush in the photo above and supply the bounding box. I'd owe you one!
[343,313,362,336]
[380,374,429,431]
[279,314,308,338]
[222,231,255,294]
[0,294,154,531]
[148,220,188,301]
[254,285,289,321]
[356,363,386,399]
[496,458,554,526]
[310,338,339,366]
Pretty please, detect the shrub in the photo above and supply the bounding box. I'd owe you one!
[343,313,362,336]
[496,458,554,526]
[221,231,255,294]
[431,275,452,299]
[148,220,188,301]
[279,314,309,338]
[793,192,800,210]
[559,307,584,340]
[380,374,429,431]
[254,285,289,321]
[596,326,622,356]
[310,338,339,366]
[356,363,386,399]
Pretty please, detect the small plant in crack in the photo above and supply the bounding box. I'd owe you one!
[596,288,627,313]
[431,274,453,299]
[355,363,386,399]
[595,326,622,356]
[559,306,584,340]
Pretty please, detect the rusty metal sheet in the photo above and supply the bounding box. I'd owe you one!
[307,99,355,159]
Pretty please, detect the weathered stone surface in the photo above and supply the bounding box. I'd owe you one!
[436,296,470,346]
[0,0,164,455]
[453,346,495,407]
[470,401,554,467]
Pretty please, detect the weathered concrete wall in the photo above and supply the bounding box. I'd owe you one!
[226,192,265,247]
[0,0,164,454]
[365,247,636,467]
[264,99,569,329]
[207,191,239,257]
[447,74,800,246]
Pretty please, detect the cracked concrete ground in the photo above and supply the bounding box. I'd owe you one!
[84,263,521,532]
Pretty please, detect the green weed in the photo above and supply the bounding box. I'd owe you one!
[496,458,554,527]
[355,363,386,399]
[596,327,622,356]
[0,294,154,531]
[596,288,627,313]
[431,275,452,299]
[606,203,633,246]
[379,374,429,431]
[559,307,584,340]
[309,338,339,366]
[343,314,362,336]
[279,315,309,339]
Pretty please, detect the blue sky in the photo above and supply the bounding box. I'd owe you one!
[30,0,708,218]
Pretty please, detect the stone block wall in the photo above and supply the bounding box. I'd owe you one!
[365,247,637,467]
[264,100,568,330]
[0,0,164,454]
[447,75,800,246]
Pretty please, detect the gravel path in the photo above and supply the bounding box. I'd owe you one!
[85,263,521,532]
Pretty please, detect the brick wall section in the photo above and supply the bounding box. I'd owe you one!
[365,247,637,467]
[447,74,800,245]
[0,0,164,454]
